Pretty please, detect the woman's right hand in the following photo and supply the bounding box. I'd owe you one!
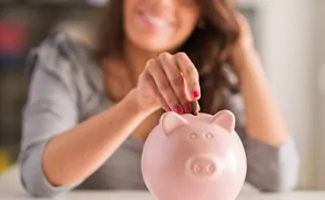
[134,52,201,114]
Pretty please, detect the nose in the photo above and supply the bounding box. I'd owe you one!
[148,0,176,20]
[187,155,218,179]
[150,0,175,11]
[153,0,173,6]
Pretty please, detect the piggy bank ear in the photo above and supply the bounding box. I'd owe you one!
[160,112,188,136]
[210,110,235,133]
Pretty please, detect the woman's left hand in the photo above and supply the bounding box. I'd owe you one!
[235,13,255,50]
[230,13,259,74]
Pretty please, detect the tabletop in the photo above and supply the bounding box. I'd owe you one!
[3,191,324,200]
[2,190,325,200]
[1,166,325,200]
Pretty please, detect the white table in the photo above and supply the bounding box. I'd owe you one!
[1,166,325,200]
[3,191,324,200]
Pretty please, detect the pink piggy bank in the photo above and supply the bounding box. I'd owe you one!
[141,110,247,200]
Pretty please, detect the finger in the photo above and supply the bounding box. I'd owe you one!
[140,71,170,111]
[158,53,192,113]
[174,52,201,100]
[146,59,183,114]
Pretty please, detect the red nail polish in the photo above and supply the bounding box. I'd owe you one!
[184,103,191,112]
[165,105,172,111]
[193,90,200,98]
[174,105,183,114]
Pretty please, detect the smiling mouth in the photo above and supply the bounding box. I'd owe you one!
[139,11,174,28]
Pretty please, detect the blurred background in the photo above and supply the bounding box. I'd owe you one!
[0,0,324,191]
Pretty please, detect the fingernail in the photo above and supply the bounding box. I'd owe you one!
[193,90,200,98]
[174,105,183,114]
[184,103,191,112]
[165,105,172,111]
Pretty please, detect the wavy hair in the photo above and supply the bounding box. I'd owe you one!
[96,0,240,113]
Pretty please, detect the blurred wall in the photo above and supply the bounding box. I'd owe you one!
[0,4,100,169]
[258,0,316,189]
[315,0,325,189]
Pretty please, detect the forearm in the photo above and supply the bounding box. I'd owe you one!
[235,49,289,147]
[42,89,150,186]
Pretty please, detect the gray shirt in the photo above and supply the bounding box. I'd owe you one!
[19,32,300,198]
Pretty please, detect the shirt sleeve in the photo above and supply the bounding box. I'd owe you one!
[228,91,300,192]
[19,34,82,198]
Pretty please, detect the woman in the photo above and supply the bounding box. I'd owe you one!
[19,0,300,197]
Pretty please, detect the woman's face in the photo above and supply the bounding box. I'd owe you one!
[123,0,200,53]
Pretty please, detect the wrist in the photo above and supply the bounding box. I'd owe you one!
[232,45,257,63]
[124,88,156,116]
[232,47,261,76]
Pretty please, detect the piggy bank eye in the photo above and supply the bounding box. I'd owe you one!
[189,133,198,140]
[205,132,214,139]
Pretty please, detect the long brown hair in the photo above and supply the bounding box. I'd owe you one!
[96,0,240,113]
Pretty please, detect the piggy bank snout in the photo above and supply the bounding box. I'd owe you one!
[187,155,218,179]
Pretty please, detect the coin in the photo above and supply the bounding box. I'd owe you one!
[190,101,200,116]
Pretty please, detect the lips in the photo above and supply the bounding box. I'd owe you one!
[139,11,174,29]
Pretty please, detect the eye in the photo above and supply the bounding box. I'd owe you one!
[189,133,198,140]
[205,132,214,139]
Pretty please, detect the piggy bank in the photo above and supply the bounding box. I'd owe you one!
[141,110,247,200]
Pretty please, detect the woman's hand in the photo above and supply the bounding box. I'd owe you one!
[235,13,255,50]
[230,13,259,74]
[134,52,201,114]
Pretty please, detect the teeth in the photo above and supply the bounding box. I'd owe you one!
[143,13,168,27]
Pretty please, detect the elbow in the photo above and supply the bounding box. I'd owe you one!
[263,169,300,193]
[247,138,301,193]
[19,143,67,198]
[21,176,55,198]
[271,138,301,192]
[20,160,64,198]
[247,162,300,193]
[20,163,60,198]
[269,154,300,193]
[260,172,300,193]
